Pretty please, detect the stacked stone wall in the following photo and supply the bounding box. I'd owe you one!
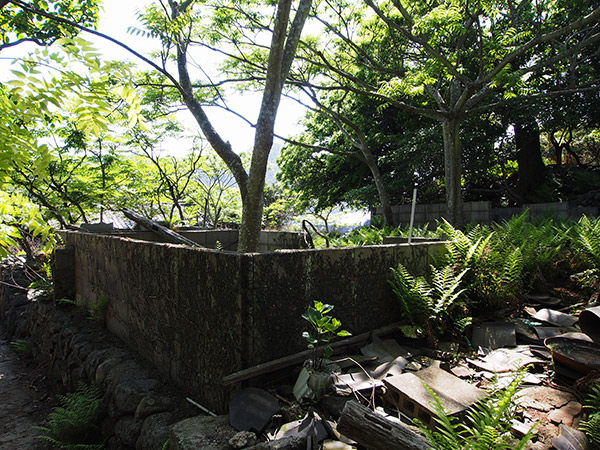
[0,263,196,450]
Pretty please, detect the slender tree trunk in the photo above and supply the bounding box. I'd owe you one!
[365,157,393,227]
[442,117,463,227]
[355,133,393,227]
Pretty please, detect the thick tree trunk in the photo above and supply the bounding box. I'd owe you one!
[515,119,545,202]
[442,118,463,227]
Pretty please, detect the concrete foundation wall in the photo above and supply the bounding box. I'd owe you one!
[56,231,445,412]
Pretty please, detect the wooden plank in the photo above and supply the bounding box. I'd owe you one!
[122,208,205,248]
[222,322,402,385]
[337,401,429,450]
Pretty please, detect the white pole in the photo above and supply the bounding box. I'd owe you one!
[408,187,417,244]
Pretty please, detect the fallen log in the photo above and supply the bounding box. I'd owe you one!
[222,322,402,386]
[337,401,430,450]
[122,208,205,248]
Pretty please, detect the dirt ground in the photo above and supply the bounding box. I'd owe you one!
[0,334,56,449]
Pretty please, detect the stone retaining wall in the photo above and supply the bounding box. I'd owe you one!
[56,231,445,413]
[0,263,196,450]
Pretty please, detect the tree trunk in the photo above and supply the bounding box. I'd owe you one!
[515,119,545,202]
[359,138,394,227]
[442,118,463,227]
[237,0,313,252]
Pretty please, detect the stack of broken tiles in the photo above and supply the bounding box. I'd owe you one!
[382,366,485,428]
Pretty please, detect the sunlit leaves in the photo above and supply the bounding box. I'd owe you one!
[0,0,99,49]
[0,192,56,259]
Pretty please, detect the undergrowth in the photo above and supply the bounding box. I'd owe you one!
[37,382,104,449]
[581,384,600,447]
[417,371,536,449]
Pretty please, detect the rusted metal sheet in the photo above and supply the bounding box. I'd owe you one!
[579,306,600,342]
[545,336,600,374]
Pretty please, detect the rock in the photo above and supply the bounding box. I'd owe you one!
[114,379,162,414]
[103,360,150,396]
[136,412,175,450]
[517,386,575,412]
[169,415,237,450]
[246,436,306,450]
[135,393,177,420]
[96,358,126,385]
[113,415,144,447]
[85,348,123,380]
[229,431,258,448]
[548,401,582,427]
[102,416,119,440]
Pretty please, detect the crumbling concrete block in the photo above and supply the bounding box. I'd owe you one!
[383,366,485,428]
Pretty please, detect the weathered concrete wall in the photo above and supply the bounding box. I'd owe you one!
[57,231,445,412]
[61,232,244,413]
[244,243,443,366]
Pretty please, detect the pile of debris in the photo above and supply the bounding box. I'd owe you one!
[171,301,600,450]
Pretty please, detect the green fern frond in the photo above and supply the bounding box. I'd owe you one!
[500,247,524,288]
[36,382,103,449]
[582,413,600,446]
[575,216,600,269]
[419,370,537,450]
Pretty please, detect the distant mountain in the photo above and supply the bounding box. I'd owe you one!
[266,142,282,185]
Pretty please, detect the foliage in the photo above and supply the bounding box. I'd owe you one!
[10,339,33,355]
[389,263,469,344]
[324,224,439,247]
[439,218,525,313]
[571,216,600,270]
[0,191,55,261]
[293,0,600,225]
[37,382,104,449]
[416,370,536,449]
[581,383,600,447]
[302,301,351,371]
[1,0,99,49]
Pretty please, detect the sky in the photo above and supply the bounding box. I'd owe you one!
[92,0,307,155]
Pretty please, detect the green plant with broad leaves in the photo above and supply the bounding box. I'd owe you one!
[389,263,470,345]
[37,382,104,449]
[417,370,536,449]
[302,301,351,371]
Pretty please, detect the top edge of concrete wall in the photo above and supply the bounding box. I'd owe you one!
[58,229,446,255]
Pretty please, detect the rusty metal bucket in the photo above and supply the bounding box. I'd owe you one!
[579,306,600,342]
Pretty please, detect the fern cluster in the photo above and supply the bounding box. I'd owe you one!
[37,382,104,450]
[565,216,600,300]
[390,262,469,344]
[581,384,600,447]
[417,371,536,449]
[439,218,525,311]
[572,216,600,270]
